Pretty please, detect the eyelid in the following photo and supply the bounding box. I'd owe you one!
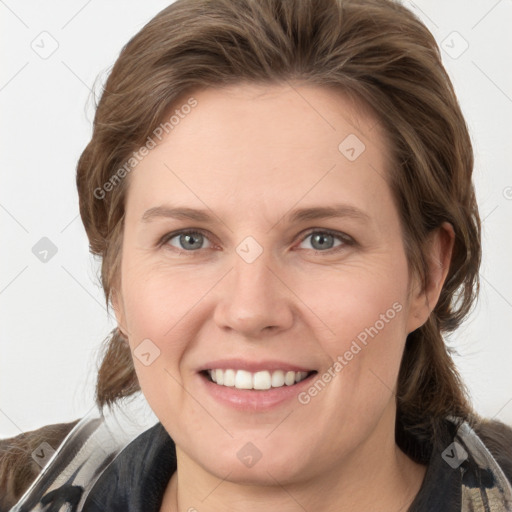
[158,227,355,254]
[295,228,355,251]
[158,228,217,252]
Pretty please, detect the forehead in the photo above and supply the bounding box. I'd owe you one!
[124,83,394,223]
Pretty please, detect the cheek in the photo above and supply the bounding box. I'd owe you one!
[300,259,409,342]
[297,256,410,394]
[120,269,196,422]
[122,260,213,338]
[119,266,193,388]
[120,261,229,404]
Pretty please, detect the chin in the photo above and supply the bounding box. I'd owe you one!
[194,438,315,485]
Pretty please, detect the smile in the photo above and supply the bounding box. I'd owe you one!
[204,369,316,390]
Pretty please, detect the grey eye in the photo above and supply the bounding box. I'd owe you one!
[299,232,343,251]
[168,231,211,251]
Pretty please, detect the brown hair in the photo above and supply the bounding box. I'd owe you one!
[0,420,79,509]
[76,0,480,460]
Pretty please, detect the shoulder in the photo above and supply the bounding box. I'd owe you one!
[470,415,512,484]
[0,419,80,512]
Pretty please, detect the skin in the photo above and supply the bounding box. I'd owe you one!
[112,83,455,512]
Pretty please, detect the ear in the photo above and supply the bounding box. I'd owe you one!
[406,221,455,334]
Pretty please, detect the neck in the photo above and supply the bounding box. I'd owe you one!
[160,408,427,512]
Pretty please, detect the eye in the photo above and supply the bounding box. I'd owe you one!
[158,228,354,255]
[297,229,354,253]
[161,229,213,253]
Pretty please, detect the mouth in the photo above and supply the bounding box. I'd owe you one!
[200,368,318,391]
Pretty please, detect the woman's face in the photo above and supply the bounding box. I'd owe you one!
[113,83,438,484]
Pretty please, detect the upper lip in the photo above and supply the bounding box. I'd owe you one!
[197,358,316,373]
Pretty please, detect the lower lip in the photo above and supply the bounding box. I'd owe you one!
[198,371,317,411]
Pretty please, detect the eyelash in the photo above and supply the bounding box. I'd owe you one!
[157,228,356,256]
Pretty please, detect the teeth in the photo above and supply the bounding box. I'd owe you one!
[271,370,285,387]
[206,369,310,390]
[285,371,296,386]
[223,369,236,387]
[235,370,253,389]
[253,371,271,390]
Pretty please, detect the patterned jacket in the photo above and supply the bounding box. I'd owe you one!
[1,398,512,511]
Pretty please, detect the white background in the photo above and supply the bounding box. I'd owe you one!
[1,0,511,439]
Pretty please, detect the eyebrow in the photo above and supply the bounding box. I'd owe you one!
[141,204,371,225]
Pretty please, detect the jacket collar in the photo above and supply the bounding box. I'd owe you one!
[82,422,176,511]
[11,412,512,511]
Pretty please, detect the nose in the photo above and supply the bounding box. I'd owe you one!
[213,250,294,338]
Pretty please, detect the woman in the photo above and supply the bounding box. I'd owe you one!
[2,0,511,510]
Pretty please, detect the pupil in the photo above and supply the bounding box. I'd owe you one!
[313,233,333,250]
[181,233,202,250]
